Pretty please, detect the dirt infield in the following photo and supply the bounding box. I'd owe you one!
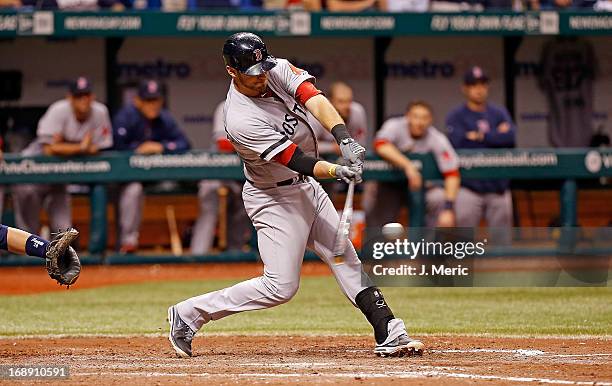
[0,262,330,295]
[0,335,610,385]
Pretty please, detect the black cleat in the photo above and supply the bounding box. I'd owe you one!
[167,305,195,358]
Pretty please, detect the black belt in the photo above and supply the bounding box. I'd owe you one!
[246,174,308,188]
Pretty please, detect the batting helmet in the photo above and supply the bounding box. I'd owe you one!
[222,32,277,76]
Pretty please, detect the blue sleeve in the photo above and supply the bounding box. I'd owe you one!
[446,110,467,149]
[482,108,516,148]
[112,110,138,151]
[161,114,191,152]
[0,224,8,251]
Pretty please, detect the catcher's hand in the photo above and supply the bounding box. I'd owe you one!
[45,228,81,287]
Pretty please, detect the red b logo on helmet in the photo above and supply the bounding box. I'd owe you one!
[254,49,263,62]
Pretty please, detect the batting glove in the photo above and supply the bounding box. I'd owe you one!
[335,165,363,184]
[339,138,366,168]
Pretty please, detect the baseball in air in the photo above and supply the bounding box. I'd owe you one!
[382,223,405,240]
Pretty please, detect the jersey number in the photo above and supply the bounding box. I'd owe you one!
[282,114,298,136]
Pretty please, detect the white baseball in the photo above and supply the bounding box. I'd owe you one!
[382,222,405,240]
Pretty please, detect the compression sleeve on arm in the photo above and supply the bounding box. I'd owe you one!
[273,144,319,176]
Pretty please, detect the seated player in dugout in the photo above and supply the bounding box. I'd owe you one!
[13,77,113,235]
[315,81,369,154]
[365,101,460,228]
[112,79,191,253]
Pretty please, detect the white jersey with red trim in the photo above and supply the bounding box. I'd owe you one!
[223,58,325,185]
[376,116,459,175]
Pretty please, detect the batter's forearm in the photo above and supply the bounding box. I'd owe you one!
[313,160,339,180]
[444,175,460,201]
[304,94,345,132]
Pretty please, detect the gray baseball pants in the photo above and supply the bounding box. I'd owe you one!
[117,182,144,247]
[176,177,369,331]
[12,184,72,233]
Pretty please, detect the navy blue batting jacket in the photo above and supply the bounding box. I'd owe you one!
[112,105,191,152]
[445,103,516,194]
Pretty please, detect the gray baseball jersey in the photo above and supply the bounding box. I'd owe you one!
[175,58,372,333]
[376,116,459,175]
[23,99,113,156]
[315,101,369,152]
[224,59,322,185]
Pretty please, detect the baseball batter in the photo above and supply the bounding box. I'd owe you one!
[168,32,423,358]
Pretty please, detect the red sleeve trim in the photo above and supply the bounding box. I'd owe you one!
[442,169,460,178]
[295,81,322,105]
[273,143,298,166]
[217,138,235,153]
[373,139,390,150]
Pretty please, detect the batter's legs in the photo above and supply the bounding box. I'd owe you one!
[307,180,369,303]
[175,182,314,331]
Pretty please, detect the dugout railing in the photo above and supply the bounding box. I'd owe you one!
[0,148,610,264]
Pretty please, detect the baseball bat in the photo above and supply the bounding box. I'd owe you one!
[166,205,183,256]
[333,180,355,264]
[217,186,229,251]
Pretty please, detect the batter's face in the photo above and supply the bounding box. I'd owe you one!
[406,105,432,139]
[135,97,163,120]
[463,81,489,105]
[330,87,353,121]
[69,93,94,121]
[227,66,268,97]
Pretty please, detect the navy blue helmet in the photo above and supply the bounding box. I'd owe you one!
[222,32,277,76]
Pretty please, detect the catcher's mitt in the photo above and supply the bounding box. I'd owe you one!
[45,228,81,287]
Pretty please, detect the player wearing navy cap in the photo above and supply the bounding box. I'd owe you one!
[445,66,516,228]
[112,79,191,253]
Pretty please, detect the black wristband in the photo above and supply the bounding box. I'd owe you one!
[331,123,350,144]
[443,200,454,210]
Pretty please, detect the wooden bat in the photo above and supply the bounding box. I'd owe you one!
[217,186,229,251]
[165,205,183,256]
[333,180,355,264]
